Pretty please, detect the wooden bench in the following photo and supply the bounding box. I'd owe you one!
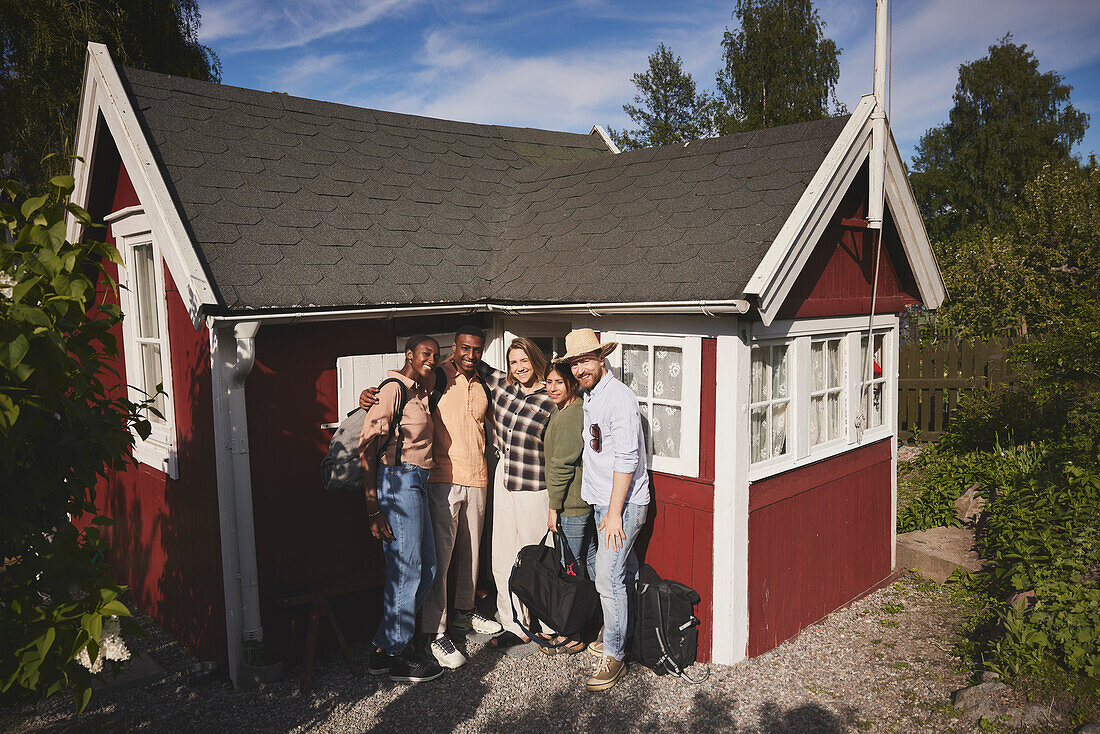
[278,571,384,693]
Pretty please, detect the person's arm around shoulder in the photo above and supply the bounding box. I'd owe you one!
[359,382,402,541]
[546,404,584,530]
[474,359,507,396]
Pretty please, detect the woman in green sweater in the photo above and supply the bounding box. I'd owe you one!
[544,362,597,580]
[542,362,595,654]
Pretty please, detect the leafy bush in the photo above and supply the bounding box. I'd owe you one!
[896,441,1045,533]
[980,462,1100,679]
[0,171,146,711]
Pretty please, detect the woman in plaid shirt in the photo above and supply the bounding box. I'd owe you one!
[476,337,556,649]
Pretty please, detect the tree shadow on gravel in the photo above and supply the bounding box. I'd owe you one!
[474,683,859,734]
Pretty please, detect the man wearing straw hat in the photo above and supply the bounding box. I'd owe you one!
[561,328,651,692]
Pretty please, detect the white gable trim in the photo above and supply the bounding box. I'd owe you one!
[743,95,945,325]
[69,42,216,329]
[884,128,946,310]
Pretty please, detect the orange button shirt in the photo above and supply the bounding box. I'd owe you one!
[428,360,488,487]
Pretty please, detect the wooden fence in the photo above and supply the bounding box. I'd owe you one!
[898,338,1017,440]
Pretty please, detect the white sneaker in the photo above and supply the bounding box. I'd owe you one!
[453,608,503,635]
[430,634,467,669]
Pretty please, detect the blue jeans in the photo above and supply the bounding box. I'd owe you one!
[592,503,648,661]
[373,463,436,655]
[559,512,596,581]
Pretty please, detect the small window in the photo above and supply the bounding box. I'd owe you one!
[622,342,685,460]
[606,333,701,477]
[132,243,167,423]
[106,207,177,478]
[750,344,790,463]
[860,333,886,430]
[810,337,845,446]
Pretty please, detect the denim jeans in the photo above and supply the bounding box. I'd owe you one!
[373,463,436,655]
[558,512,597,581]
[592,502,648,661]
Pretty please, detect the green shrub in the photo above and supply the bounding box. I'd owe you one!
[0,172,146,711]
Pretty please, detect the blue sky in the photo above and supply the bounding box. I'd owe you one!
[197,0,1100,164]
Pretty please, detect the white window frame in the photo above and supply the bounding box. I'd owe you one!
[106,206,178,478]
[858,330,889,433]
[748,315,896,482]
[809,335,847,450]
[749,342,793,466]
[603,332,701,478]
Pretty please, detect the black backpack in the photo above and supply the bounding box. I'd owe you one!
[320,377,408,492]
[631,564,709,683]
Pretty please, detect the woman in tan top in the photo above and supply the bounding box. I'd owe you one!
[359,334,444,683]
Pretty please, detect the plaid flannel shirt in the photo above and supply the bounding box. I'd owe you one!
[476,361,554,493]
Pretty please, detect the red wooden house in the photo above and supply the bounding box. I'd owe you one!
[69,41,944,685]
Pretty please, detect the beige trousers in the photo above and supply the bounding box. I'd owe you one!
[421,482,487,636]
[491,461,550,638]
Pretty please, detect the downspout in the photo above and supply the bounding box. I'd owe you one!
[228,320,264,645]
[859,0,889,437]
[867,0,889,231]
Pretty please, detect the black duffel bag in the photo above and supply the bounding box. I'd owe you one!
[508,529,600,647]
[632,564,709,683]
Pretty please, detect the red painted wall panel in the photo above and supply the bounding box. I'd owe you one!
[637,337,716,661]
[746,440,892,656]
[778,166,922,319]
[91,161,227,664]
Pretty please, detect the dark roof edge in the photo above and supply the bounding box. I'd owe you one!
[203,298,753,327]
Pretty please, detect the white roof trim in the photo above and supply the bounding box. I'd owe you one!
[68,42,216,329]
[883,127,946,309]
[743,94,945,325]
[590,125,621,154]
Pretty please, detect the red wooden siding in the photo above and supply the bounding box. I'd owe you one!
[637,337,716,661]
[746,439,892,656]
[778,166,921,319]
[91,161,227,664]
[244,315,485,661]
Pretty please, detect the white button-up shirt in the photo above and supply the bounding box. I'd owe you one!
[580,371,651,508]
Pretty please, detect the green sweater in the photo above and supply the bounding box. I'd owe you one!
[544,400,590,516]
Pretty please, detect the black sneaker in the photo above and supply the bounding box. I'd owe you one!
[388,648,444,683]
[367,648,395,676]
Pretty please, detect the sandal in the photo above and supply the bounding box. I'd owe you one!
[539,636,586,655]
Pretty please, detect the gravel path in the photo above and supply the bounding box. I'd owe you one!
[1,574,983,733]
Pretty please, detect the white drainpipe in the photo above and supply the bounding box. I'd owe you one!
[227,320,264,646]
[868,0,889,231]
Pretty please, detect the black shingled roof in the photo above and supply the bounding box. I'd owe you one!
[117,66,849,312]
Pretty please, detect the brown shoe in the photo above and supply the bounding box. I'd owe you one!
[585,656,626,692]
[587,629,604,658]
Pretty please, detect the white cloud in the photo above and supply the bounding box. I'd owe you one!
[200,0,419,52]
[372,30,647,131]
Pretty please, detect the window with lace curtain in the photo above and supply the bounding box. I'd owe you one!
[810,337,845,446]
[750,344,790,463]
[606,333,701,477]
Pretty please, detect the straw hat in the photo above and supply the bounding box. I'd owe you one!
[558,328,618,362]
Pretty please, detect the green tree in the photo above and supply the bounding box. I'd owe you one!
[0,0,221,186]
[910,36,1089,245]
[0,171,147,710]
[714,0,843,134]
[937,159,1100,338]
[608,43,715,151]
